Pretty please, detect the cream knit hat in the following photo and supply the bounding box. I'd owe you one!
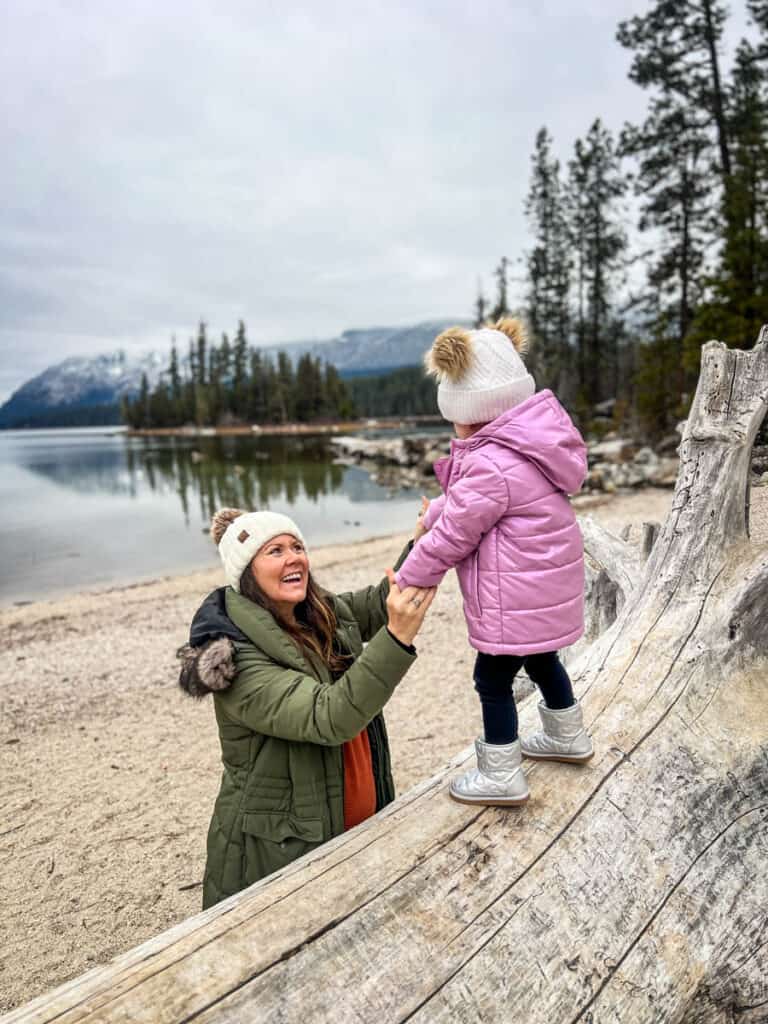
[426,318,535,425]
[212,509,307,592]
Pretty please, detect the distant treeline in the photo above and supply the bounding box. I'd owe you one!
[348,366,438,418]
[3,403,123,429]
[474,0,768,441]
[121,322,438,429]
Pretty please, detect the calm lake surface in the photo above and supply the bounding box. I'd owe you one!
[0,427,431,604]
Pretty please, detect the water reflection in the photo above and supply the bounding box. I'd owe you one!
[0,428,423,602]
[130,435,349,524]
[20,434,351,521]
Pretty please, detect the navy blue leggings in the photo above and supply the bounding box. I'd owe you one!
[473,651,575,745]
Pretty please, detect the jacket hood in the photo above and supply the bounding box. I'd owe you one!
[463,390,587,494]
[189,587,249,647]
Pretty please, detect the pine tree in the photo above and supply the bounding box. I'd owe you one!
[620,97,711,425]
[218,332,232,419]
[622,98,710,344]
[489,257,510,321]
[689,34,768,351]
[525,126,572,397]
[248,349,267,423]
[748,0,768,55]
[219,332,232,383]
[473,280,488,328]
[195,321,207,387]
[616,0,740,417]
[277,352,296,422]
[312,357,328,419]
[120,395,140,429]
[617,1,732,224]
[324,362,354,419]
[208,342,222,425]
[189,322,209,425]
[232,320,249,420]
[295,354,322,422]
[566,119,627,407]
[149,381,172,426]
[264,359,285,423]
[138,372,151,428]
[168,338,183,425]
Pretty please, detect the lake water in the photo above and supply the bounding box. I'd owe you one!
[0,427,431,604]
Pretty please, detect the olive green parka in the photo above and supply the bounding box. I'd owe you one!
[182,546,416,910]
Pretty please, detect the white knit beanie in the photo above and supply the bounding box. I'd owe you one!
[426,319,535,425]
[214,510,307,592]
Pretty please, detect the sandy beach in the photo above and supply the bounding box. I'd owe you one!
[1,485,766,1013]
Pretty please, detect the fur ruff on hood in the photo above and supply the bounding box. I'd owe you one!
[177,636,237,698]
[178,586,247,698]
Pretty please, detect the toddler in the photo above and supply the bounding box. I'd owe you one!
[395,318,593,805]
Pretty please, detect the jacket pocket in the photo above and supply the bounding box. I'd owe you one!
[241,812,324,886]
[242,811,323,844]
[457,553,482,619]
[474,554,483,616]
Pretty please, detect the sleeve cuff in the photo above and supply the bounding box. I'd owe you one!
[393,540,414,572]
[386,627,417,656]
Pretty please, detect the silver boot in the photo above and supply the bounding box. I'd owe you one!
[449,738,529,806]
[520,700,594,763]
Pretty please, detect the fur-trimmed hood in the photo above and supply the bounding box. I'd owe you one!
[177,587,247,698]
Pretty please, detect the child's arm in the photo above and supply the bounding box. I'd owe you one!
[395,455,507,589]
[422,494,446,531]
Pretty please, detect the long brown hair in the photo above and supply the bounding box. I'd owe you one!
[210,507,350,674]
[240,569,352,675]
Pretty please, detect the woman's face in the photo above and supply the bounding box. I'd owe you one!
[250,533,309,616]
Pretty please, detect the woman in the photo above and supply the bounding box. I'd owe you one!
[178,507,435,909]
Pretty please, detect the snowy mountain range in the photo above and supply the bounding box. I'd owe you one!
[0,320,460,428]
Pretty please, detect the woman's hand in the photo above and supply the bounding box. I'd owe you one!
[413,495,430,542]
[384,568,437,647]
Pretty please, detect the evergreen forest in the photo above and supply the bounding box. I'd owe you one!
[493,0,768,439]
[121,321,358,429]
[125,1,768,442]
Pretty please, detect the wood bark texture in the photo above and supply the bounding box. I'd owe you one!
[4,331,768,1024]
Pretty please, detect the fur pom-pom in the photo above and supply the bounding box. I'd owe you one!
[177,637,236,698]
[494,317,529,355]
[425,327,473,382]
[210,507,247,546]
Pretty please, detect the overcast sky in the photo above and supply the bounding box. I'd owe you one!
[0,1,754,402]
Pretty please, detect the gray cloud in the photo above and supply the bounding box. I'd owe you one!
[0,0,752,401]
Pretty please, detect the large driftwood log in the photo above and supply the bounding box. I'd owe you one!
[4,331,768,1024]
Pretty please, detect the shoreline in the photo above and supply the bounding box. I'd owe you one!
[125,415,445,438]
[0,527,412,615]
[0,416,445,437]
[0,520,436,612]
[0,487,655,612]
[0,490,638,612]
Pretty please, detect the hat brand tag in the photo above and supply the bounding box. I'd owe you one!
[238,530,250,543]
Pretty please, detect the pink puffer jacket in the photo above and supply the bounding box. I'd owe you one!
[395,390,587,655]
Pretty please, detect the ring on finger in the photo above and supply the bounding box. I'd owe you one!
[410,596,423,608]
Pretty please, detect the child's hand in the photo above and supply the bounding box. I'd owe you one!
[384,568,436,646]
[414,495,430,541]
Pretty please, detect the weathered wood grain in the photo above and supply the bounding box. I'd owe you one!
[579,516,643,604]
[4,331,767,1024]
